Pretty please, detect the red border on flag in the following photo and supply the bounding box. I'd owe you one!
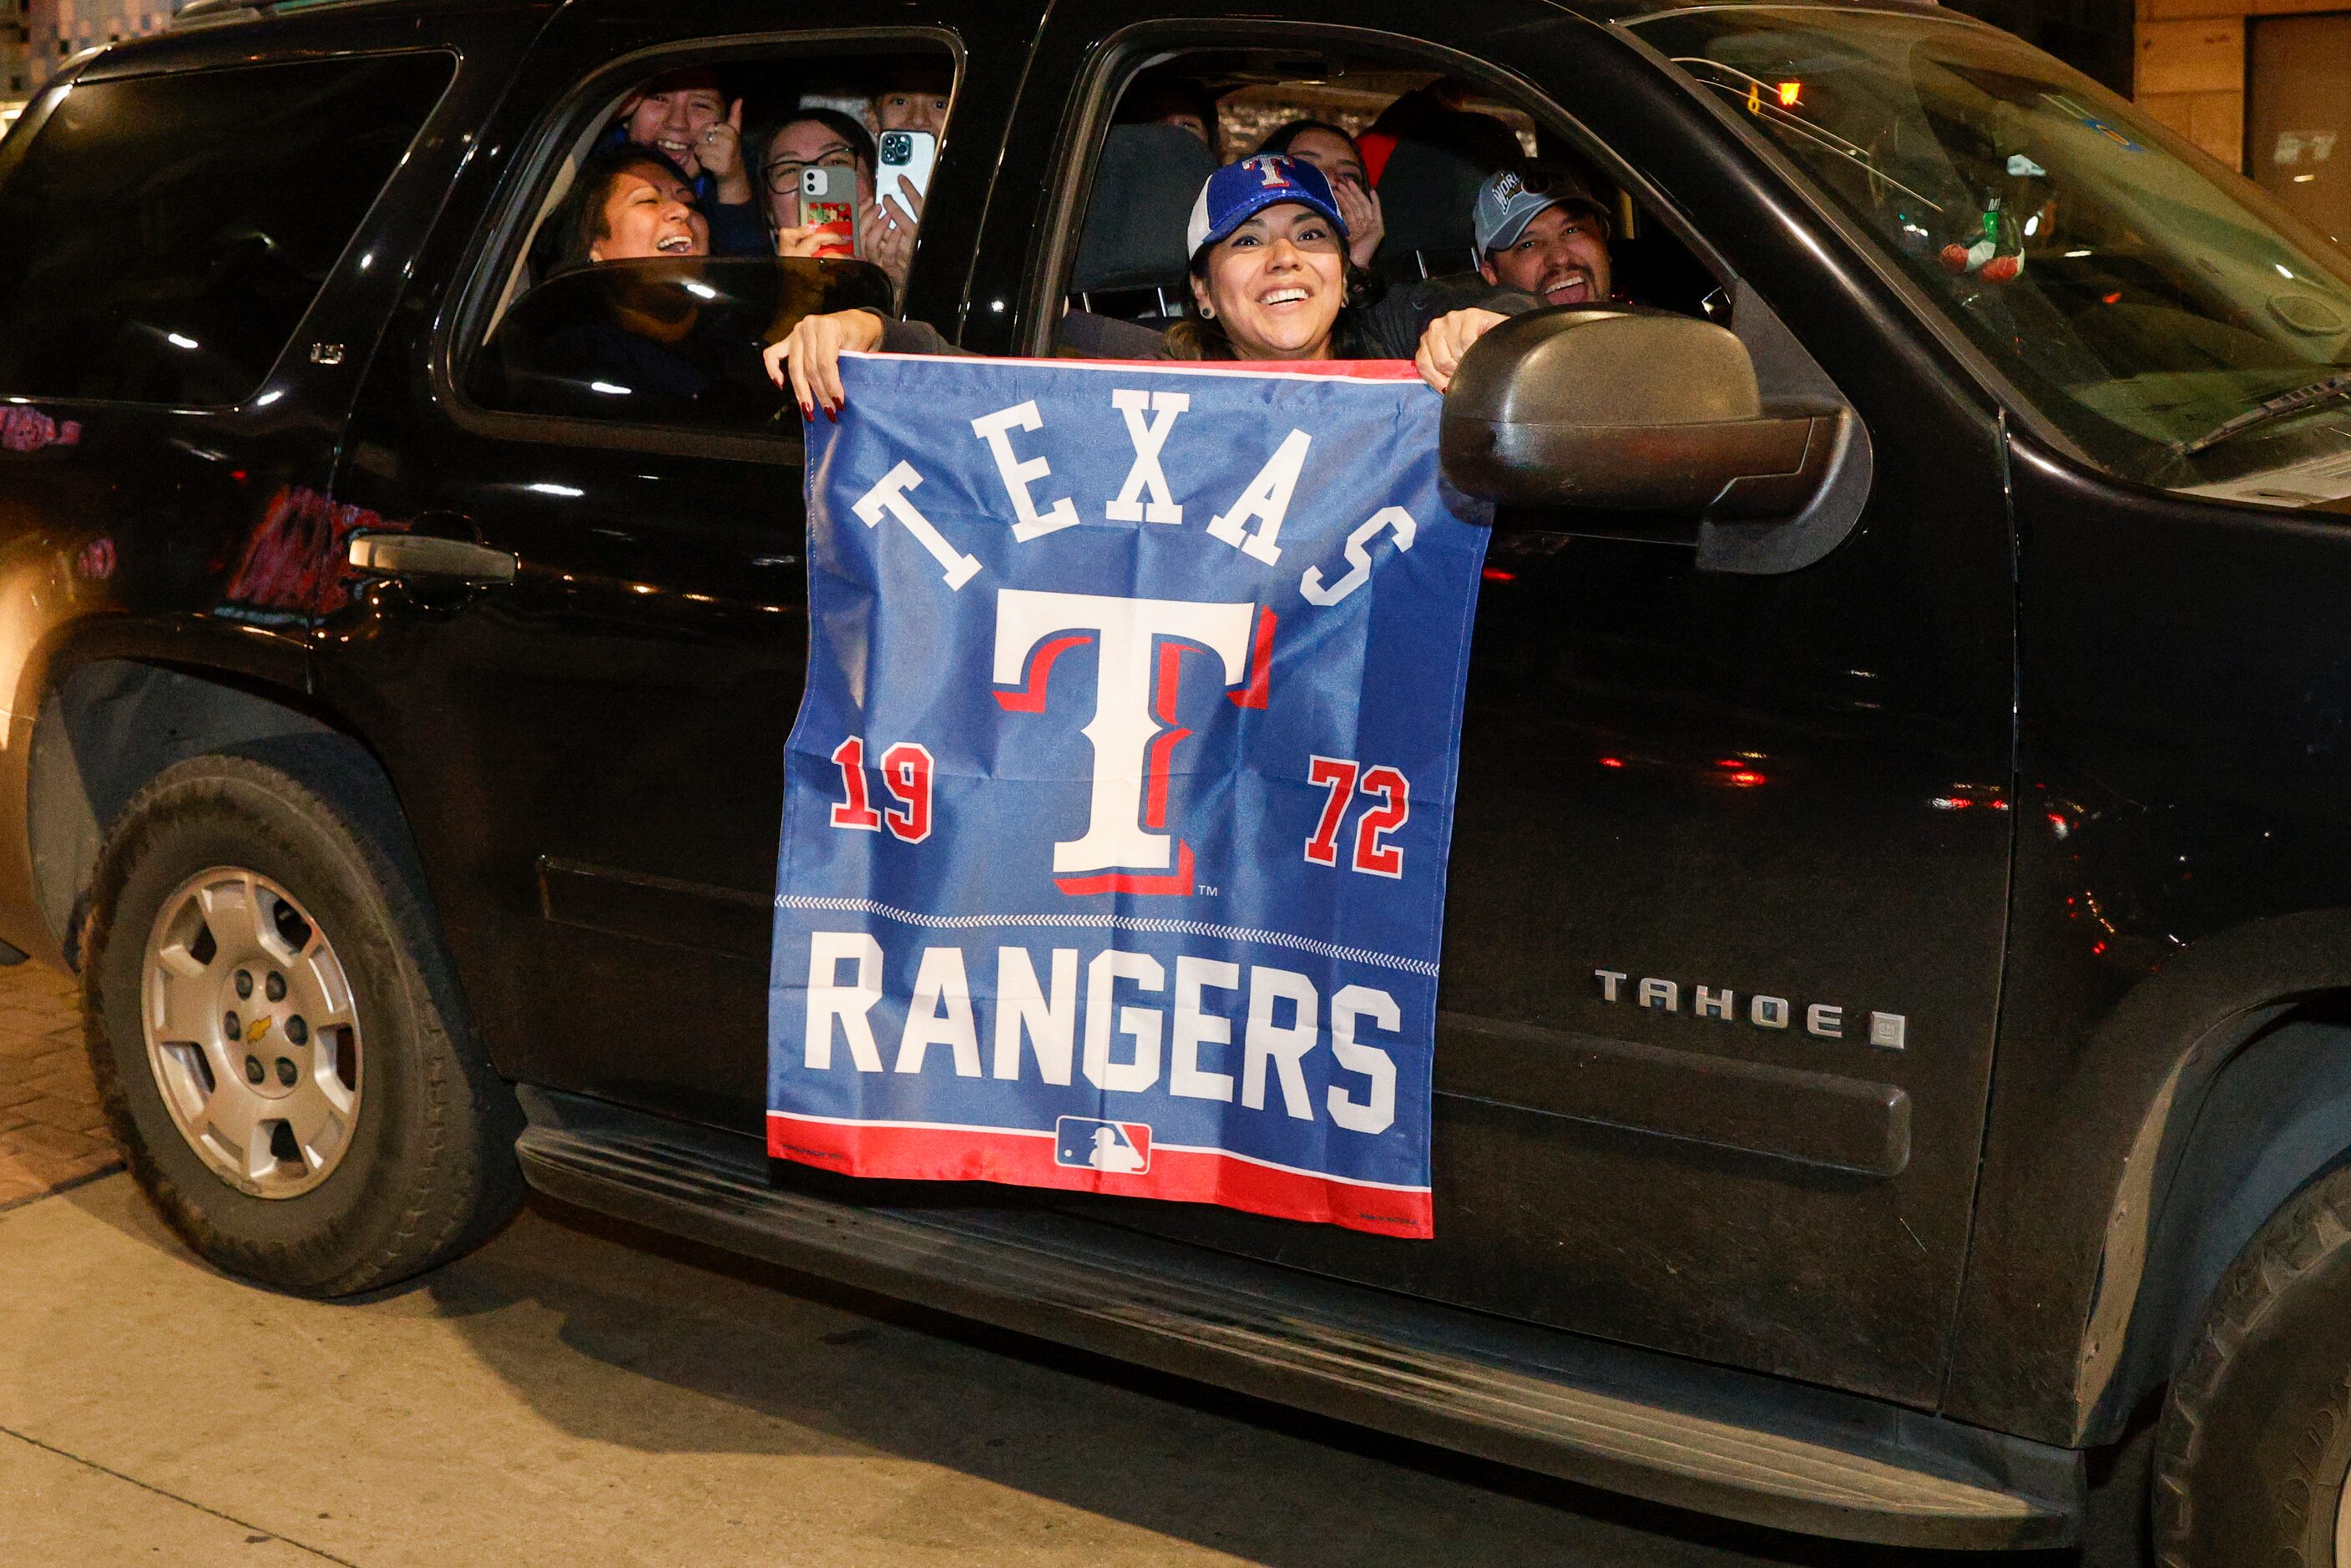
[768,1113,1433,1238]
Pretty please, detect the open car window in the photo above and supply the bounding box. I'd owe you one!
[461,42,949,440]
[470,255,889,432]
[1061,47,1722,338]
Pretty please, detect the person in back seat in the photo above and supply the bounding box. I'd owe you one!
[1473,165,1616,310]
[551,146,708,271]
[763,154,1538,412]
[523,146,725,420]
[1256,121,1386,271]
[600,67,766,258]
[874,61,953,138]
[757,110,918,304]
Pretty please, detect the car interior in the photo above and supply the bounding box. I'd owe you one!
[466,38,1727,432]
[469,45,948,430]
[1067,48,1724,334]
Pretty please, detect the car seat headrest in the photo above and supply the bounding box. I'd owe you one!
[1073,124,1221,295]
[1372,136,1494,265]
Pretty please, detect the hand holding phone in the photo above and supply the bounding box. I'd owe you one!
[876,129,936,216]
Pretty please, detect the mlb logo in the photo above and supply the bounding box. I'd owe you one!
[1054,1116,1152,1175]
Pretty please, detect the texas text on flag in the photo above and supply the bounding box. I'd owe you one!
[766,350,1490,1239]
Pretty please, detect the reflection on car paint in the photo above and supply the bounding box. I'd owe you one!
[220,484,408,622]
[0,406,82,453]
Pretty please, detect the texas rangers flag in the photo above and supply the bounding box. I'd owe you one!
[767,350,1490,1239]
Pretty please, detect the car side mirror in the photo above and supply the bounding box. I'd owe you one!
[1440,307,1849,525]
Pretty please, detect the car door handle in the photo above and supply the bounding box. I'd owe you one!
[348,532,518,584]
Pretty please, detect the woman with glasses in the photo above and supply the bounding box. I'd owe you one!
[756,109,919,304]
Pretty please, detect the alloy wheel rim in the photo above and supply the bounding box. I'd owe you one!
[139,867,361,1199]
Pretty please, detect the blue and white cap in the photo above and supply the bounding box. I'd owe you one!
[1185,154,1349,260]
[1473,166,1610,254]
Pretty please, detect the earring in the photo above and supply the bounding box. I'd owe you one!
[1200,304,1216,319]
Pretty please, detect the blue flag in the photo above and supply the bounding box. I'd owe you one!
[768,352,1489,1238]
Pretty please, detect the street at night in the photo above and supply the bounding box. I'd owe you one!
[6,0,2351,1559]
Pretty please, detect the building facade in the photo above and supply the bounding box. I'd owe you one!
[5,0,174,101]
[2140,0,2351,243]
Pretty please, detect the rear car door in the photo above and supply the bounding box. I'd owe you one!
[321,0,1028,1126]
[0,10,528,962]
[971,2,2016,1407]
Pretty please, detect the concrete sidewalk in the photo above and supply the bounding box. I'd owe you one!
[1,1171,1865,1568]
[0,964,2047,1568]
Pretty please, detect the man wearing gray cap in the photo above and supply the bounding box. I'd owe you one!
[1474,166,1615,310]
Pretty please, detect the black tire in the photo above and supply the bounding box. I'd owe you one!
[83,742,523,1297]
[2155,1162,2351,1566]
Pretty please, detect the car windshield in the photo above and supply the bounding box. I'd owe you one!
[1628,6,2351,508]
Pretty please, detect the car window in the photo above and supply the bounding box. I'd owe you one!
[1059,48,1722,341]
[466,44,951,439]
[0,53,453,407]
[1633,9,2351,507]
[474,255,889,429]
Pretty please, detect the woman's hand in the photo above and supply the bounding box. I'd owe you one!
[1335,180,1385,271]
[1413,308,1508,393]
[859,188,923,302]
[774,222,832,260]
[763,309,887,418]
[700,99,751,206]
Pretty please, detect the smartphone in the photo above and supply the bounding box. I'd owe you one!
[876,129,936,217]
[796,164,858,259]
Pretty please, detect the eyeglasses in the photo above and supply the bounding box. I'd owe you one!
[763,151,857,194]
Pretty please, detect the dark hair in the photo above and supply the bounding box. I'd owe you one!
[632,65,726,99]
[1115,70,1221,148]
[542,144,698,277]
[761,108,876,180]
[1164,239,1382,362]
[1255,119,1363,168]
[874,58,954,99]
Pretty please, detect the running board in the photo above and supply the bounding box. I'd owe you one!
[513,1089,2078,1550]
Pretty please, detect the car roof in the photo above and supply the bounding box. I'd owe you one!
[159,0,1945,37]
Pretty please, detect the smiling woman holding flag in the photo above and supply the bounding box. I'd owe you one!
[763,154,1537,416]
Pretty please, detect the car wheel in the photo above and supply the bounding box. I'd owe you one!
[2155,1161,2351,1566]
[83,745,522,1296]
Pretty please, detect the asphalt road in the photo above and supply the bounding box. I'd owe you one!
[0,1168,2091,1568]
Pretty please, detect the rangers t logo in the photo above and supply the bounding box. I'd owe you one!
[993,589,1275,894]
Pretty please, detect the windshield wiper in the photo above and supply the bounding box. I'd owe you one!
[2172,369,2351,459]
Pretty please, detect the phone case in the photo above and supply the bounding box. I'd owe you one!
[876,129,936,217]
[798,166,858,260]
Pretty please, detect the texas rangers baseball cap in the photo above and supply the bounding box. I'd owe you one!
[1474,166,1610,254]
[1186,154,1349,260]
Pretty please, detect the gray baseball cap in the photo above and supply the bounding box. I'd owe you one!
[1473,166,1610,254]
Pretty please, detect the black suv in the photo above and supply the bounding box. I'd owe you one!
[5,0,2351,1560]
